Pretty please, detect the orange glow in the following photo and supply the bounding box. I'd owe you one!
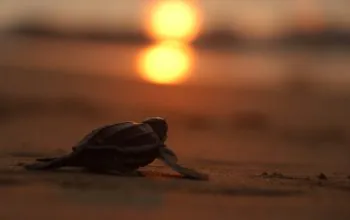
[294,0,325,33]
[144,0,202,42]
[137,41,193,85]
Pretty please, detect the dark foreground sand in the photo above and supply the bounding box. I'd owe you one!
[1,152,350,220]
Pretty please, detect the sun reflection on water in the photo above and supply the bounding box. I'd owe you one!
[137,41,193,85]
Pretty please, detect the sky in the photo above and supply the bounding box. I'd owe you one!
[0,0,350,38]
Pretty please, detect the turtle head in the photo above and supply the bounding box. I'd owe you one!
[142,117,168,142]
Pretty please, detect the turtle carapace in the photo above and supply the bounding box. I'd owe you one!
[24,117,208,180]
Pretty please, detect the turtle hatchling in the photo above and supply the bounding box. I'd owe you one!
[24,117,208,180]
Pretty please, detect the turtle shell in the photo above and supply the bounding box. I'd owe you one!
[69,122,163,172]
[73,122,138,149]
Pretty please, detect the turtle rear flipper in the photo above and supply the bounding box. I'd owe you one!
[158,147,208,180]
[25,155,72,170]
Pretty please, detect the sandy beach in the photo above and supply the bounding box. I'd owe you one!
[1,85,350,220]
[1,37,350,220]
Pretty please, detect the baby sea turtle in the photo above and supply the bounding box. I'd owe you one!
[24,117,208,180]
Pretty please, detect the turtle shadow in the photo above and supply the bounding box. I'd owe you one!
[21,165,194,181]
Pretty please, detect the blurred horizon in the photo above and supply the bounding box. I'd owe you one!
[1,0,350,37]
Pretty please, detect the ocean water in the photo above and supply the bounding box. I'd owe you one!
[1,34,350,90]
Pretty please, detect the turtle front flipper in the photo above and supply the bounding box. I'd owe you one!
[160,147,178,163]
[25,154,72,170]
[158,147,209,180]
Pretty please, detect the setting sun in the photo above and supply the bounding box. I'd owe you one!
[137,41,193,85]
[144,0,202,42]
